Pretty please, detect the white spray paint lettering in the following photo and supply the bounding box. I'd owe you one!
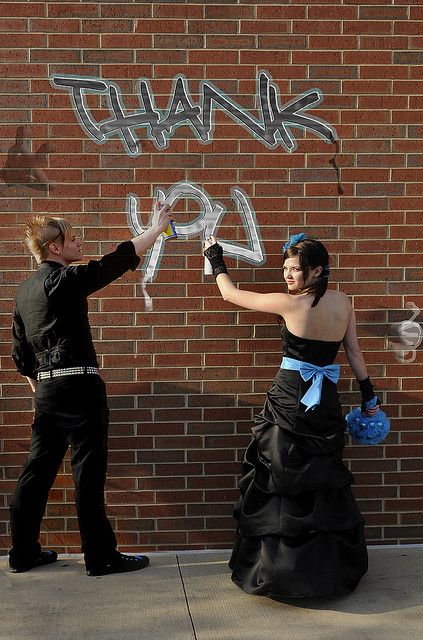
[127,182,265,282]
[50,69,338,308]
[390,302,422,363]
[51,70,336,156]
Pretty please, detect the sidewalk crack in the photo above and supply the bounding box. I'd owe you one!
[176,554,198,640]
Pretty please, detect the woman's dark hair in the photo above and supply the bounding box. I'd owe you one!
[282,237,330,307]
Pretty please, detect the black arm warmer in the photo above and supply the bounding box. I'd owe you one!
[358,376,375,402]
[204,243,228,278]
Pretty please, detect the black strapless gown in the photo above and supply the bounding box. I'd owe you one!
[229,326,368,599]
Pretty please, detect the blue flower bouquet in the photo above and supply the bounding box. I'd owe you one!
[345,404,390,445]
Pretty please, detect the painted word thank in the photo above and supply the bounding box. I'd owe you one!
[51,70,336,157]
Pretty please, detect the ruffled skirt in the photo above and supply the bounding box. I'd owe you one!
[229,369,368,599]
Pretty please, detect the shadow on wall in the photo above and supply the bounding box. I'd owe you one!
[0,125,56,192]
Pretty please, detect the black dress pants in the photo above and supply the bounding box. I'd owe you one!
[9,375,117,565]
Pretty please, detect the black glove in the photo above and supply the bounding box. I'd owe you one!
[204,242,228,277]
[358,377,380,413]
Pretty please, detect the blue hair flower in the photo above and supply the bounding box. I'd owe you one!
[283,232,308,252]
[345,407,390,445]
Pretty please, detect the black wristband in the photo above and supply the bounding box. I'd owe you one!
[358,376,375,402]
[204,243,228,278]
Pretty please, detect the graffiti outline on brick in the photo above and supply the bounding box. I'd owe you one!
[49,69,339,307]
[127,181,265,284]
[51,70,337,156]
[389,302,422,363]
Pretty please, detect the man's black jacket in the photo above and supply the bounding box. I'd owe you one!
[12,241,140,378]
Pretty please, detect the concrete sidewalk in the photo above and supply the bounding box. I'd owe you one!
[1,547,422,640]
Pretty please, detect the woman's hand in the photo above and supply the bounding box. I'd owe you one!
[203,236,228,277]
[364,403,381,417]
[203,235,218,251]
[362,395,381,417]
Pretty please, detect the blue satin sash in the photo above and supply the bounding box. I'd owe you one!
[280,356,340,411]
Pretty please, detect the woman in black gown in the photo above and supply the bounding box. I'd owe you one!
[203,233,381,599]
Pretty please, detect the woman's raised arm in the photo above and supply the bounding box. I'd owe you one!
[204,236,289,315]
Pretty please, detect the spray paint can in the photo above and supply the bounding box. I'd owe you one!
[162,219,177,240]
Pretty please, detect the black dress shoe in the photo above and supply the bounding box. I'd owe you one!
[86,553,150,577]
[9,550,58,573]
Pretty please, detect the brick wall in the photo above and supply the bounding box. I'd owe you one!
[0,1,422,555]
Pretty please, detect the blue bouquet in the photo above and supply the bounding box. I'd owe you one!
[345,399,390,445]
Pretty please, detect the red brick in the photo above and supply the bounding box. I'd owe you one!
[81,18,131,33]
[0,3,45,17]
[344,20,393,35]
[393,110,423,125]
[361,65,408,80]
[0,50,27,64]
[48,34,100,48]
[189,20,239,34]
[30,49,82,63]
[309,35,357,50]
[0,33,46,47]
[394,21,423,36]
[310,65,358,80]
[343,80,392,94]
[30,18,80,32]
[344,51,392,65]
[101,34,152,49]
[153,4,202,19]
[0,17,27,32]
[259,35,307,49]
[154,34,204,49]
[47,3,99,18]
[360,35,408,50]
[240,20,290,35]
[0,7,422,555]
[359,96,407,109]
[393,51,423,65]
[359,5,408,20]
[257,5,305,19]
[207,6,254,18]
[292,51,341,64]
[294,20,341,35]
[0,78,29,94]
[0,63,47,78]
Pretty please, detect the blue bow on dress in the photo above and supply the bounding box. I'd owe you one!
[281,357,340,411]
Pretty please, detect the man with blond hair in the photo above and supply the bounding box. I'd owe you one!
[10,204,172,576]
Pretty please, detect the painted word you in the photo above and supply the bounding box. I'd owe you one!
[51,70,336,156]
[127,181,265,282]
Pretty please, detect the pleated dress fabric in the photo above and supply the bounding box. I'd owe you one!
[229,326,368,599]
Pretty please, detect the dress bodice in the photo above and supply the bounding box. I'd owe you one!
[282,326,341,367]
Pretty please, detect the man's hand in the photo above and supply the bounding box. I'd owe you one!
[26,376,37,393]
[130,201,174,258]
[152,201,173,234]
